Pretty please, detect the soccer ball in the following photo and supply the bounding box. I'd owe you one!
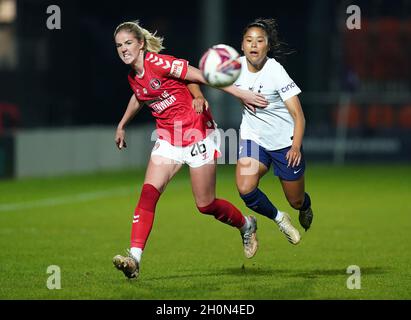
[199,44,242,88]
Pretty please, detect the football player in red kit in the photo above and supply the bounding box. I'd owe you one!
[112,20,268,279]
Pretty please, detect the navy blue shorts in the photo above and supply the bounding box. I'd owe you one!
[238,139,306,181]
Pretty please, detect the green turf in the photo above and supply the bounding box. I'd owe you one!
[0,164,410,299]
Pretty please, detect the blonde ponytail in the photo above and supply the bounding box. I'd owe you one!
[139,27,165,53]
[114,20,165,53]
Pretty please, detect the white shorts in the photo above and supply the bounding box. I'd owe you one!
[151,130,221,168]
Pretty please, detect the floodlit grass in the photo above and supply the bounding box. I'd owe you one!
[0,164,410,299]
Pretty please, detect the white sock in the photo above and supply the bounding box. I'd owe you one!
[274,210,284,224]
[240,216,251,233]
[130,247,143,263]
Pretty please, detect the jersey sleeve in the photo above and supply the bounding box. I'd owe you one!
[145,53,188,80]
[273,62,302,101]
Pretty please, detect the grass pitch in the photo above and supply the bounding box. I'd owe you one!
[0,164,410,300]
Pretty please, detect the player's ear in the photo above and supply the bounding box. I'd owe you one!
[138,39,144,50]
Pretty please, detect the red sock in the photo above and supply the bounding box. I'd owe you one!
[197,198,245,228]
[130,184,161,249]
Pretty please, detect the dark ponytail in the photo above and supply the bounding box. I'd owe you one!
[243,18,295,63]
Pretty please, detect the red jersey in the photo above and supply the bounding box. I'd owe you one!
[127,52,215,147]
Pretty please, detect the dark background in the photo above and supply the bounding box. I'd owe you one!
[0,0,410,176]
[4,0,315,127]
[1,0,408,126]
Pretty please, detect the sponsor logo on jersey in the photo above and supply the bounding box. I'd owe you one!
[150,93,177,114]
[170,60,184,78]
[150,78,162,90]
[281,82,296,93]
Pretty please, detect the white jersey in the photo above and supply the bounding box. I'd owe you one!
[234,56,301,151]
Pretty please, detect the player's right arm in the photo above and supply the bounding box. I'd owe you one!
[185,65,268,112]
[222,85,268,112]
[115,94,143,150]
[150,53,267,111]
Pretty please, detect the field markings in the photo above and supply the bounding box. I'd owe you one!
[0,179,192,213]
[0,187,135,212]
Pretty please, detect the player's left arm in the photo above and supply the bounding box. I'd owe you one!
[186,83,209,114]
[284,95,306,167]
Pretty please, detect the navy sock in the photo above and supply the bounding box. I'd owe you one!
[240,188,278,220]
[300,192,311,212]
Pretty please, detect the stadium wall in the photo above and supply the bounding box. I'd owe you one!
[4,124,409,179]
[14,125,155,178]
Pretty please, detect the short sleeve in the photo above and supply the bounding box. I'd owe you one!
[273,62,302,101]
[145,53,188,79]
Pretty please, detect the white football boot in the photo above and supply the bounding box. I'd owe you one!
[277,212,301,245]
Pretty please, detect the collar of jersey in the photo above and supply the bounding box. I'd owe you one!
[136,69,145,79]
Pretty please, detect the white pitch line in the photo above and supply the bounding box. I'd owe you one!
[0,187,135,212]
[0,178,194,213]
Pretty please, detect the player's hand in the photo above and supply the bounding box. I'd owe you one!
[286,146,301,168]
[238,90,268,113]
[115,128,127,150]
[192,96,209,114]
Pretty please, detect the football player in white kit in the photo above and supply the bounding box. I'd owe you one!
[234,18,314,245]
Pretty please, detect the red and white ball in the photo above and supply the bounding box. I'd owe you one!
[199,44,242,88]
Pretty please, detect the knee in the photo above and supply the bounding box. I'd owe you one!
[288,197,304,210]
[197,199,216,215]
[138,184,161,211]
[237,181,258,196]
[194,194,215,210]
